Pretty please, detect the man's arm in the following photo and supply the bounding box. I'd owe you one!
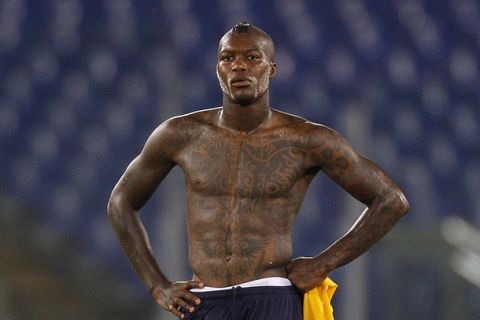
[107,119,203,319]
[287,125,409,292]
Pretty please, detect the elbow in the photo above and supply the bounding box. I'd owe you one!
[107,191,124,222]
[107,195,115,218]
[107,193,131,237]
[399,191,410,215]
[107,190,137,227]
[392,189,410,217]
[374,188,409,219]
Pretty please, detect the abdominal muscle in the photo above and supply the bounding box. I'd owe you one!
[188,227,293,287]
[185,188,299,287]
[189,238,291,287]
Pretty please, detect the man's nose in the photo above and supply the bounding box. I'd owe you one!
[232,57,247,71]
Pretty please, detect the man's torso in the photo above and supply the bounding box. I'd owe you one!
[169,108,322,286]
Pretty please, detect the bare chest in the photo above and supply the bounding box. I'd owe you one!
[178,132,308,197]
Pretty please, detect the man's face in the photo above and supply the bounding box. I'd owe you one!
[217,32,275,106]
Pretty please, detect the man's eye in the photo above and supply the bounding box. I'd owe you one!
[247,55,258,60]
[221,56,233,61]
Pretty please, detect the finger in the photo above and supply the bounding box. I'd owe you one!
[172,297,195,314]
[182,280,205,290]
[171,282,202,305]
[168,303,184,319]
[179,290,202,305]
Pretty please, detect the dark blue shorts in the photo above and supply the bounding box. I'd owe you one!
[185,286,303,320]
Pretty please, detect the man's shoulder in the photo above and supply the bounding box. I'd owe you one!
[180,106,221,121]
[272,108,335,134]
[162,107,220,128]
[272,108,307,125]
[148,107,217,141]
[145,108,220,156]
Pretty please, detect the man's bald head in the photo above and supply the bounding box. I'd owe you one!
[218,22,275,62]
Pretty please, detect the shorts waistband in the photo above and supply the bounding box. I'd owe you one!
[191,277,292,292]
[190,285,299,300]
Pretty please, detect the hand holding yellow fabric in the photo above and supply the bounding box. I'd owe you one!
[303,277,338,320]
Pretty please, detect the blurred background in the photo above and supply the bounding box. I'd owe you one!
[0,0,479,319]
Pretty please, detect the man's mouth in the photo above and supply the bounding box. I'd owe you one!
[230,78,252,87]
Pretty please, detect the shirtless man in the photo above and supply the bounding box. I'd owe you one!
[107,22,409,320]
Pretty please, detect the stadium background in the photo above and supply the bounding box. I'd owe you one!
[0,0,479,319]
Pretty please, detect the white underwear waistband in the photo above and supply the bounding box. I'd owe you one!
[191,277,292,292]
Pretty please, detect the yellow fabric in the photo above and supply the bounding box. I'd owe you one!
[303,277,338,320]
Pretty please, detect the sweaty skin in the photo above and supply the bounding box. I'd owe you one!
[108,26,409,319]
[185,109,318,286]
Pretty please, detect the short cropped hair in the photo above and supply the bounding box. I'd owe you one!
[220,22,275,61]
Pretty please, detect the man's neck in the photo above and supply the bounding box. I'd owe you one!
[219,95,272,134]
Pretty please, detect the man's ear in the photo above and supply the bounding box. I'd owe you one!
[269,62,277,78]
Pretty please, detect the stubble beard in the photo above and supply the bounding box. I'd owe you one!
[256,71,270,99]
[217,69,270,105]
